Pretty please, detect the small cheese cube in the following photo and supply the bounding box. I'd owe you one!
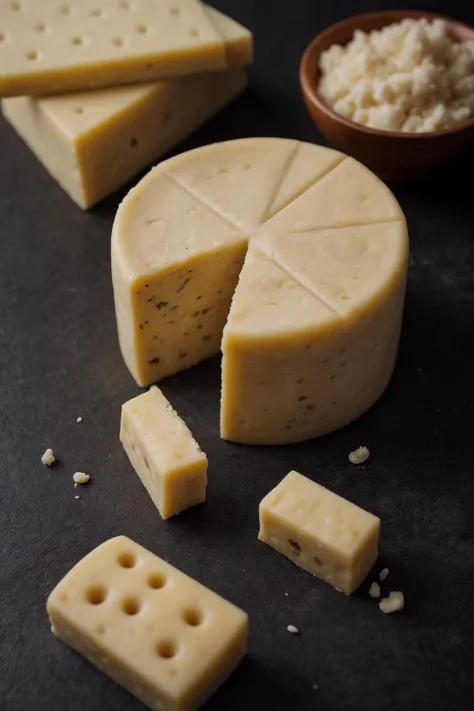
[258,471,380,594]
[47,536,248,711]
[120,386,207,519]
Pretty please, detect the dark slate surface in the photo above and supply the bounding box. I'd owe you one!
[1,1,474,710]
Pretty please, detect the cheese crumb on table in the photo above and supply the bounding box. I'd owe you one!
[348,445,370,465]
[369,582,381,598]
[379,591,405,614]
[380,567,389,581]
[318,18,474,133]
[76,417,83,423]
[41,448,56,467]
[73,472,90,485]
[287,625,299,635]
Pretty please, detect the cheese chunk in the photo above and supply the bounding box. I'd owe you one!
[0,0,229,97]
[112,137,409,445]
[1,7,250,209]
[120,386,207,519]
[47,536,248,711]
[259,471,380,594]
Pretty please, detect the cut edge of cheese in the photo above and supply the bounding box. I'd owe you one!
[163,137,299,231]
[255,220,409,321]
[264,156,406,233]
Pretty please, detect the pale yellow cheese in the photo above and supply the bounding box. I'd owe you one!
[0,0,229,97]
[120,385,207,519]
[258,471,380,594]
[112,137,409,445]
[1,7,250,209]
[47,536,248,711]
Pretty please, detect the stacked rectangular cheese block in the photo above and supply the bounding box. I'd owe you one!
[0,1,252,207]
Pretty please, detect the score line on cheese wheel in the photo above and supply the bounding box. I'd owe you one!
[112,138,409,445]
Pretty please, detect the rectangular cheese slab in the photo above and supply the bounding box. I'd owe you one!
[0,0,230,97]
[120,386,207,519]
[1,7,250,208]
[47,536,248,711]
[259,470,380,594]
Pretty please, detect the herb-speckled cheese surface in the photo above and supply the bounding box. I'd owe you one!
[47,536,248,711]
[1,6,251,209]
[259,471,380,594]
[120,385,207,519]
[112,137,409,445]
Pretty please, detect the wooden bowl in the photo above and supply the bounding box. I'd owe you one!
[300,10,474,181]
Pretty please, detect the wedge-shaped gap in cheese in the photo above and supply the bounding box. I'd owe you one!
[264,157,405,233]
[47,536,249,711]
[0,0,228,97]
[256,221,409,319]
[263,143,345,221]
[163,138,298,231]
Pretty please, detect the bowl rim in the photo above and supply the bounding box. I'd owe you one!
[300,9,474,140]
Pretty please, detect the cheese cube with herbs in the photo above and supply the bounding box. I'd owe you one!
[120,386,207,519]
[47,536,248,711]
[259,471,380,594]
[112,137,409,445]
[2,6,251,209]
[0,0,230,98]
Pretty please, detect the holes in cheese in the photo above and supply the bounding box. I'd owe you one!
[118,551,137,568]
[0,0,229,97]
[47,536,248,710]
[148,572,166,589]
[85,584,108,605]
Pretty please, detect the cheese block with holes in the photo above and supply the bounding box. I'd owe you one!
[259,471,380,594]
[1,6,251,208]
[120,385,207,519]
[0,0,233,97]
[112,137,409,445]
[47,536,248,711]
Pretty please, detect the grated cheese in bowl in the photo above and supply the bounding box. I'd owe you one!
[318,18,474,133]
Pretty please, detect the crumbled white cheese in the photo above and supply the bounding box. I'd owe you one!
[379,567,389,581]
[76,416,83,423]
[348,445,370,464]
[74,496,80,500]
[287,625,299,635]
[41,448,56,466]
[369,582,381,598]
[379,591,405,614]
[73,472,90,485]
[318,18,474,132]
[284,592,289,597]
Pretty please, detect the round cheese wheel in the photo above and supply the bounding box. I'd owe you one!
[112,138,408,444]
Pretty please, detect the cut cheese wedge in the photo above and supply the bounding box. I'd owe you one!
[112,137,409,445]
[0,0,229,97]
[1,6,251,208]
[164,138,299,230]
[264,157,405,233]
[264,141,344,220]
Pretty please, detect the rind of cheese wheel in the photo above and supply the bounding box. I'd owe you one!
[112,137,409,445]
[0,0,229,98]
[1,6,251,209]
